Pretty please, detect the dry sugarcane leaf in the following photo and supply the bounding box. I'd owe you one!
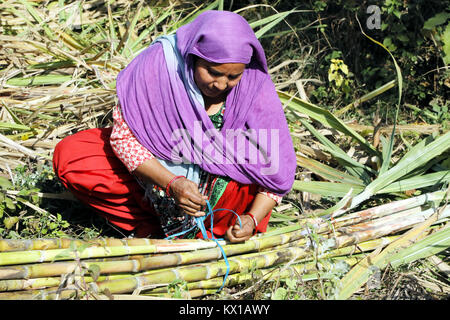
[336,204,446,299]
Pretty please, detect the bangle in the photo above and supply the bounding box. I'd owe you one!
[165,175,185,197]
[245,212,259,235]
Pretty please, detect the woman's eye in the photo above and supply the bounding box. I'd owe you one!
[207,68,221,77]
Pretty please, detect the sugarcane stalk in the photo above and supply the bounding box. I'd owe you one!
[337,205,447,300]
[320,191,446,232]
[0,285,214,300]
[0,277,62,292]
[0,211,440,299]
[0,273,128,292]
[0,234,401,292]
[0,203,446,298]
[0,237,220,253]
[267,191,444,239]
[0,238,231,266]
[0,245,309,299]
[0,287,73,300]
[331,206,449,249]
[144,288,218,299]
[1,204,444,281]
[0,228,306,280]
[72,209,442,296]
[334,79,397,117]
[324,203,449,243]
[0,216,374,281]
[136,235,404,293]
[146,255,363,295]
[145,232,428,298]
[332,206,425,234]
[48,246,314,296]
[0,244,163,266]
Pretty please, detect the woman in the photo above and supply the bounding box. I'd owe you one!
[53,10,297,242]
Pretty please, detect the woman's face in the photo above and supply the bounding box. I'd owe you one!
[193,58,245,99]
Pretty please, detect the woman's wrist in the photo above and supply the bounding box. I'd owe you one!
[244,193,277,235]
[165,175,185,197]
[134,158,182,192]
[244,212,259,235]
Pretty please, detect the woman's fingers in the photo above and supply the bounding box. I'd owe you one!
[226,226,251,243]
[178,203,205,217]
[226,217,254,243]
[170,177,207,216]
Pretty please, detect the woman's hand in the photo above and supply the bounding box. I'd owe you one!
[133,159,207,218]
[226,215,255,243]
[169,177,208,217]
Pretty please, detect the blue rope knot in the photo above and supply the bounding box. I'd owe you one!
[165,200,242,291]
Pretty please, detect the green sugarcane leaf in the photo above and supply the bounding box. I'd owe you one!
[166,1,221,34]
[390,225,450,268]
[120,2,144,57]
[1,105,26,128]
[127,9,173,57]
[292,180,363,198]
[6,75,73,86]
[252,11,294,39]
[58,0,67,22]
[374,132,449,191]
[29,60,76,70]
[347,131,450,213]
[280,91,379,157]
[19,0,55,40]
[0,177,13,190]
[107,2,118,52]
[0,122,31,131]
[299,118,374,183]
[378,170,450,194]
[249,11,289,29]
[218,0,224,10]
[297,155,365,186]
[3,216,19,230]
[337,209,440,300]
[355,17,403,176]
[335,81,397,117]
[379,134,391,172]
[315,191,351,216]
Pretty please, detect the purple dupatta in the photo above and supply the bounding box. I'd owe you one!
[116,11,296,196]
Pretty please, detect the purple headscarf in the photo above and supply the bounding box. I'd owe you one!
[116,10,296,196]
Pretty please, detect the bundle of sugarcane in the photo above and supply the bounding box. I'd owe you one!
[0,190,448,300]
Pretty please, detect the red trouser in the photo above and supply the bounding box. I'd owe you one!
[53,128,271,238]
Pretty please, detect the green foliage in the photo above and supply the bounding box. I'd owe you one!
[328,58,353,99]
[372,1,448,122]
[167,279,190,299]
[271,277,308,300]
[443,24,450,65]
[429,97,449,125]
[0,164,102,239]
[267,0,449,127]
[268,227,352,300]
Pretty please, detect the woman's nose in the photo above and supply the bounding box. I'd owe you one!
[214,78,228,91]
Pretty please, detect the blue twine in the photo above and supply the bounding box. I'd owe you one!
[165,200,242,291]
